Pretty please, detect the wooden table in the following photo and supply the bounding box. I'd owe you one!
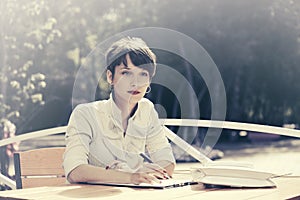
[0,176,299,200]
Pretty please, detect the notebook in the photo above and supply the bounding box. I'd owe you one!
[85,179,197,189]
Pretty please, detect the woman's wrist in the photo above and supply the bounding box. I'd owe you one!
[124,171,133,184]
[106,169,132,184]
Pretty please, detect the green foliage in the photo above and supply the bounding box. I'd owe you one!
[0,0,61,125]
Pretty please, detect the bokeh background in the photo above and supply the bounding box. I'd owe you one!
[1,0,299,135]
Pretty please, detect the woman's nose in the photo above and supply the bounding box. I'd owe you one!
[129,74,149,87]
[130,75,138,86]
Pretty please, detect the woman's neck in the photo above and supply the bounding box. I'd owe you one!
[112,93,136,119]
[112,93,138,132]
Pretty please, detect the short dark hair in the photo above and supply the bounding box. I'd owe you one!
[105,37,156,79]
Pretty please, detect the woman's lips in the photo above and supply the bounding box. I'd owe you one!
[128,90,140,95]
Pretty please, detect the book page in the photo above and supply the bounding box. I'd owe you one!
[191,166,277,188]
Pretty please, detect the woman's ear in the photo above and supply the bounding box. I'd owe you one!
[106,70,113,84]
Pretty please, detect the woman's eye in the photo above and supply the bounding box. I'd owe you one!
[141,72,149,77]
[121,71,130,75]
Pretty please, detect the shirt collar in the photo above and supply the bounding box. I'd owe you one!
[107,93,140,128]
[108,93,123,128]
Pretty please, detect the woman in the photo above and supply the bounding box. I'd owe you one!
[63,37,175,185]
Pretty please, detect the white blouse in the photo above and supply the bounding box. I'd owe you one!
[63,95,175,179]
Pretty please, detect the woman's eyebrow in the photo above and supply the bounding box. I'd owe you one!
[120,66,131,70]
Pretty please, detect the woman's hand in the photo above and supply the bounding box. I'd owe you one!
[130,172,161,185]
[137,163,170,179]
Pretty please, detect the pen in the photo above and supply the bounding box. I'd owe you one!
[139,152,153,163]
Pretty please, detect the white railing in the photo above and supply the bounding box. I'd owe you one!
[0,126,67,148]
[162,119,300,138]
[1,119,300,189]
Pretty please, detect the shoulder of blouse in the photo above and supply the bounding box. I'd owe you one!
[132,98,157,124]
[138,98,154,109]
[72,99,110,113]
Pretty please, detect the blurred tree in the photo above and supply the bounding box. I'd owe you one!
[155,0,300,126]
[0,0,63,130]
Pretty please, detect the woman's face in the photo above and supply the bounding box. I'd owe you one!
[107,54,150,105]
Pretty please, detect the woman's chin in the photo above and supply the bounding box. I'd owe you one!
[129,95,144,103]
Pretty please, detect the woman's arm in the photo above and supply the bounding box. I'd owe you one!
[68,164,159,184]
[144,103,177,176]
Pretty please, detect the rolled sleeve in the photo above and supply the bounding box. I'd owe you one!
[63,105,92,179]
[146,106,175,164]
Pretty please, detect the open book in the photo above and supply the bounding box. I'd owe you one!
[85,179,197,189]
[191,161,277,188]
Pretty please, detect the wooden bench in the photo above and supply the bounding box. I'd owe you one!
[14,147,66,189]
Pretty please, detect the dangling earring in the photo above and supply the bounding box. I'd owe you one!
[145,86,151,94]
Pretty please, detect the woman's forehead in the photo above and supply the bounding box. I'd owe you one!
[116,64,148,72]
